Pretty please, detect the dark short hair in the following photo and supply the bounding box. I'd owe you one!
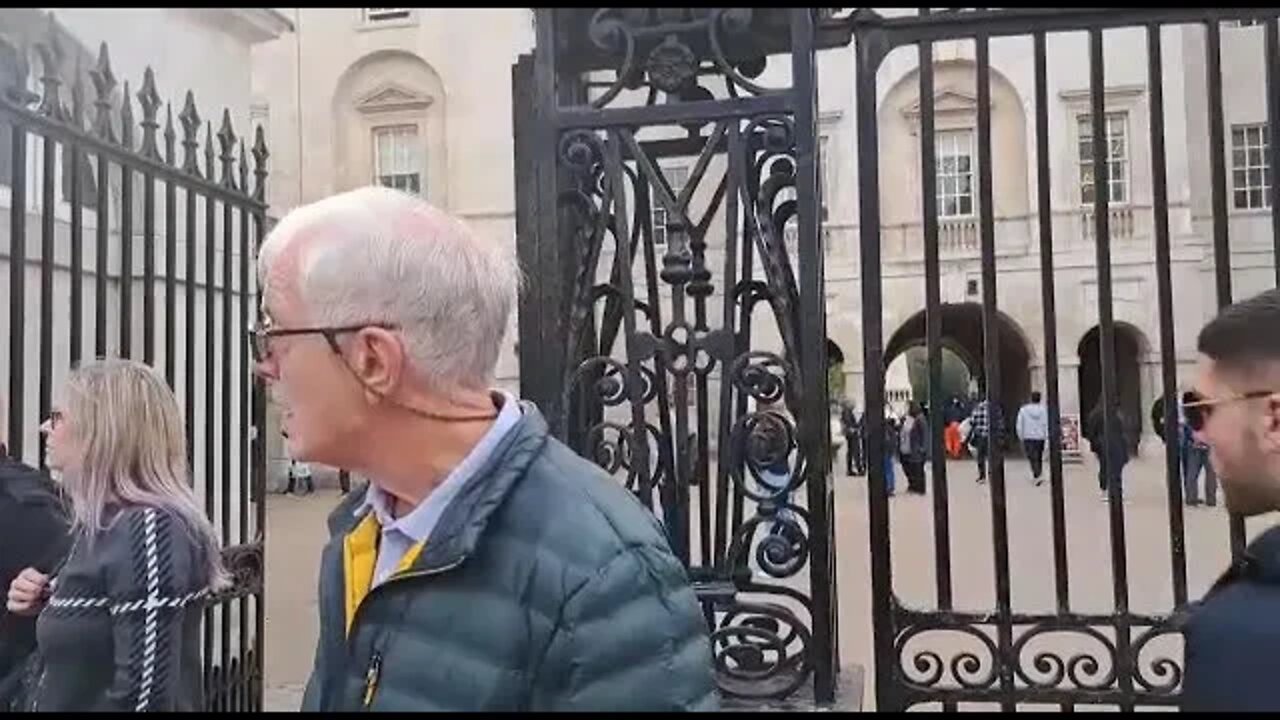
[1198,288,1280,375]
[1030,391,1042,403]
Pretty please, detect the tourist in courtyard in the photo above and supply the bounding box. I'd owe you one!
[1016,391,1049,486]
[1085,398,1129,499]
[965,394,998,484]
[1180,288,1280,711]
[840,399,865,476]
[898,402,928,495]
[252,187,715,711]
[0,393,72,709]
[1179,390,1217,507]
[4,359,226,711]
[883,411,899,496]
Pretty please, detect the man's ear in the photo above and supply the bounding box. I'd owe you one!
[348,327,405,398]
[1262,395,1280,453]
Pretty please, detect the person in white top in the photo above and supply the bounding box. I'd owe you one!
[1016,391,1050,486]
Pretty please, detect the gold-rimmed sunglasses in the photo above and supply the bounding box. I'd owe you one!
[1182,389,1279,432]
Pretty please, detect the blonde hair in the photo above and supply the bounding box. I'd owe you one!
[61,358,228,590]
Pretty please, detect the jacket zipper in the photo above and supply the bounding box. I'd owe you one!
[345,558,465,710]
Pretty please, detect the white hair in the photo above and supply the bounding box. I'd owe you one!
[258,186,521,392]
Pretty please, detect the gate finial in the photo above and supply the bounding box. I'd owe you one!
[179,91,202,177]
[119,79,134,149]
[70,55,85,129]
[217,109,237,190]
[35,14,66,120]
[90,42,116,142]
[251,125,269,203]
[238,138,249,197]
[138,67,162,160]
[204,121,215,186]
[163,102,176,167]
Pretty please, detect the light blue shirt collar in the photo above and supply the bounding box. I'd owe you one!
[355,390,524,545]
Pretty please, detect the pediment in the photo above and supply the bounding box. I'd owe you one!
[355,82,434,113]
[900,88,986,120]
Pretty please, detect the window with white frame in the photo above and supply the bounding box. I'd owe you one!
[1232,123,1271,210]
[1077,112,1129,205]
[652,164,689,247]
[373,125,423,195]
[935,129,975,218]
[1223,19,1262,28]
[365,8,410,22]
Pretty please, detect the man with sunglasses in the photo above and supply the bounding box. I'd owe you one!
[1181,288,1280,711]
[0,394,72,705]
[253,187,716,712]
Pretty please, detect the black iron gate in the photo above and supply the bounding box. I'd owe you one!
[1,17,267,711]
[513,8,845,704]
[853,7,1280,712]
[519,5,1280,712]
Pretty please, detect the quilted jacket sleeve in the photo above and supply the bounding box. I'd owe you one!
[97,507,205,712]
[531,544,719,711]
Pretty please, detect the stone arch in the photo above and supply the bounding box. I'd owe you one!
[1077,322,1151,456]
[886,302,1034,446]
[331,49,448,207]
[876,59,1031,236]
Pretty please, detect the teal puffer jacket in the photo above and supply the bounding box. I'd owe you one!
[301,405,719,712]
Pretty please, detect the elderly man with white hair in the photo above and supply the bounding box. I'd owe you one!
[252,186,717,712]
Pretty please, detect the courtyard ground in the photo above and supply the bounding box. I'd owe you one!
[262,454,1263,711]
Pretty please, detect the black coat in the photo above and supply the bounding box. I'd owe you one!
[1182,525,1280,711]
[0,455,71,685]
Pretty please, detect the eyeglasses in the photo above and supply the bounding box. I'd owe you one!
[47,410,64,429]
[247,322,398,364]
[1182,389,1279,432]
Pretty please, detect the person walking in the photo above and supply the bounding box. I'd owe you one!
[1016,391,1050,486]
[1179,389,1218,508]
[5,360,226,712]
[253,187,716,711]
[285,455,315,495]
[883,412,899,496]
[840,400,865,477]
[898,403,928,495]
[966,397,997,484]
[1085,398,1129,499]
[1179,288,1280,710]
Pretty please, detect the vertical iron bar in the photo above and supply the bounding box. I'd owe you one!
[1090,27,1135,711]
[165,180,177,385]
[1034,30,1071,617]
[918,15,953,616]
[39,134,56,469]
[855,15,897,712]
[70,141,84,368]
[1204,20,1247,558]
[120,163,133,359]
[730,163,756,543]
[186,187,197,471]
[714,122,743,567]
[1147,23,1189,609]
[143,171,156,364]
[94,152,109,356]
[790,9,834,703]
[532,10,567,433]
[976,30,1015,712]
[221,189,234,688]
[1268,19,1280,287]
[8,123,28,458]
[238,202,251,706]
[204,190,217,694]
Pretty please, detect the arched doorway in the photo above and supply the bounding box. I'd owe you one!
[1077,324,1148,456]
[885,303,1033,448]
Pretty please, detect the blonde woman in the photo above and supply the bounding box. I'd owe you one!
[4,359,227,712]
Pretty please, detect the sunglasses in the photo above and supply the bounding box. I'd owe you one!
[1182,389,1278,433]
[246,322,398,364]
[47,410,64,428]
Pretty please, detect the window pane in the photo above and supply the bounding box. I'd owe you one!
[1250,189,1263,208]
[1082,184,1095,204]
[1233,149,1248,169]
[1109,136,1125,159]
[957,155,971,173]
[958,196,973,215]
[958,174,972,196]
[1080,165,1094,184]
[1250,168,1263,188]
[1235,189,1249,209]
[1112,181,1127,203]
[1079,140,1093,163]
[1233,127,1247,146]
[940,156,957,173]
[1234,169,1248,188]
